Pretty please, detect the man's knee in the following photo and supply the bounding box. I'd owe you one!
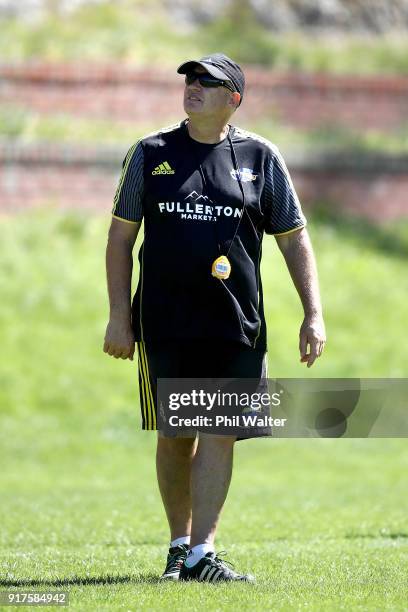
[198,433,236,451]
[157,434,197,458]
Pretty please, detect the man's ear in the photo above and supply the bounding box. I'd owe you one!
[229,92,241,109]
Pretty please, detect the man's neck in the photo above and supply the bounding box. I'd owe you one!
[186,119,230,144]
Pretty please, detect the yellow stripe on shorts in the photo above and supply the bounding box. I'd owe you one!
[137,341,156,429]
[137,343,148,427]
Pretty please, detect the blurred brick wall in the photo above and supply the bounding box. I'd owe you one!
[1,142,407,223]
[1,62,408,222]
[2,62,408,130]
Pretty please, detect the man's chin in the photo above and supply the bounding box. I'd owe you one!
[184,101,205,115]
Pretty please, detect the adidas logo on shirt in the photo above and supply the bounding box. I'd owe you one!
[152,161,175,175]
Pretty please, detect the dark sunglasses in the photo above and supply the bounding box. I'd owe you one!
[185,71,235,93]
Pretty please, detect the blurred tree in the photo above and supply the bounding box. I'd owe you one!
[226,0,254,27]
[201,0,280,66]
[45,0,61,16]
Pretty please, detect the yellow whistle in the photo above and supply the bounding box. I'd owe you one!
[211,255,231,280]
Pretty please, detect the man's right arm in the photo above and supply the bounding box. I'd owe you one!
[104,217,141,360]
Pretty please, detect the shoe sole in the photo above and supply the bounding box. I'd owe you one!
[179,573,255,583]
[159,572,180,581]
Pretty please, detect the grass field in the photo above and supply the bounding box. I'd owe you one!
[1,210,408,610]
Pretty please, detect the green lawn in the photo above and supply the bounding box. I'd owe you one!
[1,210,407,610]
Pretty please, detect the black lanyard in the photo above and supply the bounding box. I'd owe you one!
[188,125,247,257]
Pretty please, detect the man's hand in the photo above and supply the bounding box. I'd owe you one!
[104,218,140,361]
[103,318,135,360]
[299,314,326,368]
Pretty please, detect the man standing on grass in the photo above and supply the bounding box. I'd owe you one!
[103,53,326,582]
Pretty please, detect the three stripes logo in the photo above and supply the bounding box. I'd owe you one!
[152,161,175,175]
[198,565,223,582]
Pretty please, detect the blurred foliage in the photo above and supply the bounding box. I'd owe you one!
[1,0,408,74]
[248,120,408,155]
[0,0,201,64]
[309,206,408,259]
[2,106,408,154]
[0,106,158,143]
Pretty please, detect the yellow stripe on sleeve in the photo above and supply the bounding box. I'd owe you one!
[112,214,139,225]
[273,225,306,237]
[112,141,140,215]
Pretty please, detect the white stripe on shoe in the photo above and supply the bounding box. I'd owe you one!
[211,569,223,582]
[205,567,217,582]
[199,565,210,581]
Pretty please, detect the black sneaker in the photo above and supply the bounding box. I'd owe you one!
[179,551,255,583]
[159,544,189,581]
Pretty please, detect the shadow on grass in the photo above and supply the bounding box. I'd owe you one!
[310,205,408,260]
[345,532,408,540]
[0,574,160,587]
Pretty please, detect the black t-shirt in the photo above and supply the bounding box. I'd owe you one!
[112,119,306,350]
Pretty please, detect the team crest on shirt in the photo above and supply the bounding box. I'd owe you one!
[230,168,257,182]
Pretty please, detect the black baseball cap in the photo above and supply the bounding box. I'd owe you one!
[177,53,245,105]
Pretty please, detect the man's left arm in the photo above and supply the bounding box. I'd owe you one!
[275,227,326,368]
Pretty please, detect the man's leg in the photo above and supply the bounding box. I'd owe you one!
[156,434,198,540]
[179,433,255,582]
[190,433,236,547]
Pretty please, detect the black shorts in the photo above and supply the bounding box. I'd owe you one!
[137,339,270,439]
